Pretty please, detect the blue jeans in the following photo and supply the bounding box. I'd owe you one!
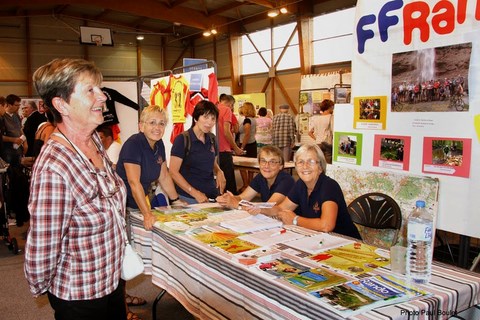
[179,194,198,205]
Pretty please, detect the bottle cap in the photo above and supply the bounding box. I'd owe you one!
[416,200,426,208]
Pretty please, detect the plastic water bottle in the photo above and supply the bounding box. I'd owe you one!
[406,200,433,284]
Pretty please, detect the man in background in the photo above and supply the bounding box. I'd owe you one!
[2,94,26,166]
[23,100,46,157]
[96,125,122,170]
[217,94,243,194]
[2,94,29,226]
[272,104,296,162]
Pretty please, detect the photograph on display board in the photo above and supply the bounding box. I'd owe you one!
[353,96,387,130]
[334,85,351,104]
[299,89,333,114]
[373,135,411,171]
[333,132,362,165]
[422,137,472,178]
[391,42,471,112]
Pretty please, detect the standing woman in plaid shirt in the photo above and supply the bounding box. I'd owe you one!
[272,104,296,162]
[25,58,127,320]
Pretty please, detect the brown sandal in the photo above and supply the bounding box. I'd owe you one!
[127,310,142,320]
[125,293,147,306]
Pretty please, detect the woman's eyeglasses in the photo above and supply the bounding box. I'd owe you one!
[259,158,280,166]
[91,170,120,199]
[295,159,319,167]
[143,120,166,127]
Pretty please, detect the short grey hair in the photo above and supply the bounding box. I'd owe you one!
[294,143,327,173]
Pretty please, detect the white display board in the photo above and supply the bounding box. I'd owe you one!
[345,1,480,238]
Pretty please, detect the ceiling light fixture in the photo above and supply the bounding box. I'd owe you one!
[280,7,288,14]
[136,35,144,40]
[203,26,218,37]
[267,9,279,18]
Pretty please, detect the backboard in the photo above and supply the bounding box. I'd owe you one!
[79,26,114,46]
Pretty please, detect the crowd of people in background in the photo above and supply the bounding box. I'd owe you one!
[3,57,349,320]
[391,76,466,105]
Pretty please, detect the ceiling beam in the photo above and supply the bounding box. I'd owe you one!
[1,0,229,30]
[244,0,275,8]
[208,2,244,17]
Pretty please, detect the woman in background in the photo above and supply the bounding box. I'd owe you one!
[255,107,273,149]
[238,102,257,192]
[309,99,334,163]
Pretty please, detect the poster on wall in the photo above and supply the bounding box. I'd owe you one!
[422,137,472,178]
[373,135,411,171]
[333,132,363,165]
[353,96,387,130]
[297,113,310,135]
[233,93,266,114]
[391,43,471,113]
[299,89,333,114]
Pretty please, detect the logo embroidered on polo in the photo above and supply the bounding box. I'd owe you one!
[313,201,320,213]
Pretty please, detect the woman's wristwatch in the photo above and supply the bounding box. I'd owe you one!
[292,215,299,226]
[169,197,180,203]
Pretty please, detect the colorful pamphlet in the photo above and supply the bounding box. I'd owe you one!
[285,267,348,291]
[310,275,428,316]
[193,230,259,254]
[258,258,311,278]
[310,242,390,276]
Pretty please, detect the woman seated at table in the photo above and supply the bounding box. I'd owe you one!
[261,143,361,239]
[216,145,294,209]
[169,100,226,204]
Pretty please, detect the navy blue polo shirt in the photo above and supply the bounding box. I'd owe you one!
[249,170,294,202]
[171,128,218,199]
[288,173,361,239]
[116,132,165,208]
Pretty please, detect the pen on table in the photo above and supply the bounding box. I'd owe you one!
[270,228,287,237]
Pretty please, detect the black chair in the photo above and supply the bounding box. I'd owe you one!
[347,193,402,248]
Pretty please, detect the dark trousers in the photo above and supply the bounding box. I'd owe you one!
[7,166,30,223]
[47,281,126,320]
[219,151,237,195]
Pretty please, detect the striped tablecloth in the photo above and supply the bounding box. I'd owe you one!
[130,212,480,320]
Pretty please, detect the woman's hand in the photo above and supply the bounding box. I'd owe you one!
[245,206,262,215]
[216,170,226,194]
[277,209,297,224]
[192,189,208,203]
[171,199,189,207]
[143,211,156,231]
[216,191,238,208]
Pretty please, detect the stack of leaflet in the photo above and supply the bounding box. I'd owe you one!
[220,214,282,233]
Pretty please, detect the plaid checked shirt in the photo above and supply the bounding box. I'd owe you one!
[272,112,296,148]
[24,134,127,300]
